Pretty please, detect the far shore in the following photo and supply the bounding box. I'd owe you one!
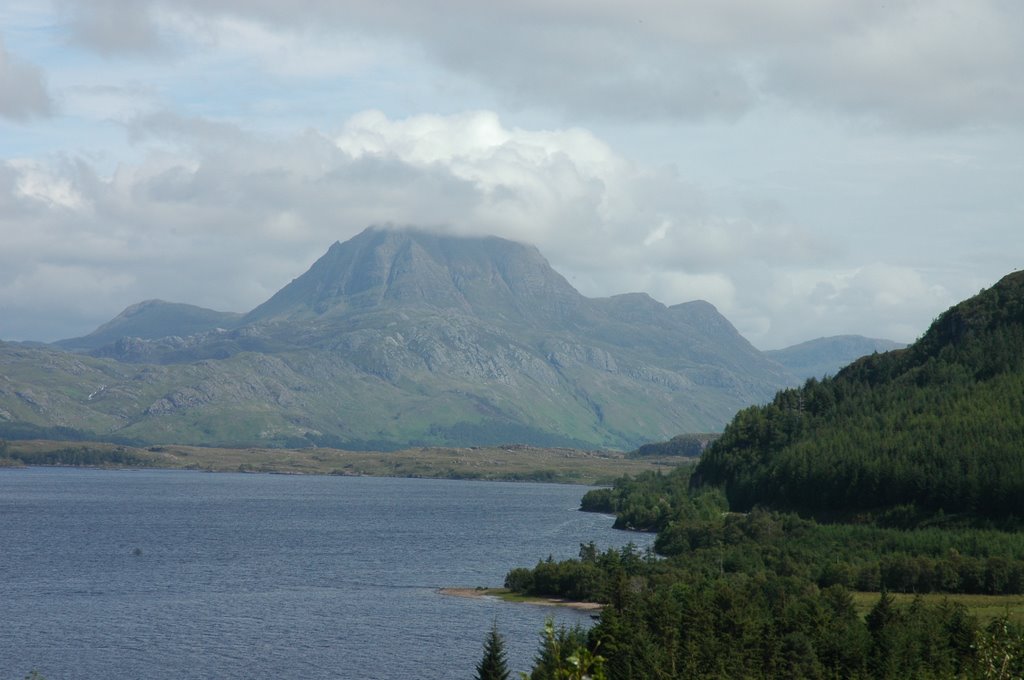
[1,439,679,486]
[438,587,604,612]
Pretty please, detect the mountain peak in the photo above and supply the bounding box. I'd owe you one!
[244,226,582,323]
[26,227,805,448]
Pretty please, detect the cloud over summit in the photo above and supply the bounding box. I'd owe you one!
[0,1,1021,349]
[1,109,834,345]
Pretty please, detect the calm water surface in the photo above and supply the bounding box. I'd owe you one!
[0,467,650,679]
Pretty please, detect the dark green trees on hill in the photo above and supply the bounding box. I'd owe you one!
[503,464,1024,677]
[695,270,1024,522]
[496,271,1024,678]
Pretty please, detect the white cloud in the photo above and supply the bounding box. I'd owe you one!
[0,36,53,121]
[11,158,89,210]
[0,1,1018,355]
[62,83,161,123]
[47,0,1024,129]
[332,110,831,280]
[749,264,956,349]
[766,0,1024,128]
[184,15,379,79]
[9,107,956,351]
[58,0,166,55]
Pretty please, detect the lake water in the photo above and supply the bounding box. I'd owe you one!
[0,467,649,679]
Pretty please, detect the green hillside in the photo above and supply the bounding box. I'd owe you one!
[695,270,1024,521]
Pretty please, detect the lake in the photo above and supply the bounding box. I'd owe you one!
[0,467,650,679]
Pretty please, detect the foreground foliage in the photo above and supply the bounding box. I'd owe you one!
[507,467,1024,677]
[496,272,1024,677]
[476,624,511,680]
[524,620,606,680]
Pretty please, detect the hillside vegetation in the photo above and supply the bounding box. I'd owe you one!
[498,271,1024,678]
[505,465,1024,679]
[697,270,1024,523]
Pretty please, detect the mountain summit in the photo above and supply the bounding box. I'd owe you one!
[245,227,583,325]
[3,227,797,449]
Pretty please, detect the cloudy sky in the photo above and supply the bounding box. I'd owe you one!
[1,1,1021,349]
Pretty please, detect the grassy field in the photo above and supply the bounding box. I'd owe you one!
[439,588,1024,622]
[852,591,1024,625]
[0,439,678,486]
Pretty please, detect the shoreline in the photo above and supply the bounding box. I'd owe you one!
[438,587,604,612]
[1,439,679,487]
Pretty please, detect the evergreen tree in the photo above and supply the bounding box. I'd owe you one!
[528,619,602,680]
[865,590,899,679]
[476,623,511,680]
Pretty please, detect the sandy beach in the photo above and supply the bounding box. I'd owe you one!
[438,587,603,612]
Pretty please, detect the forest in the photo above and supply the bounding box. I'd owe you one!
[493,470,1024,679]
[478,272,1024,679]
[696,271,1024,521]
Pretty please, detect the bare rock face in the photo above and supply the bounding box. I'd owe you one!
[5,227,800,449]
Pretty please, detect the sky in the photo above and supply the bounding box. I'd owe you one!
[0,1,1021,349]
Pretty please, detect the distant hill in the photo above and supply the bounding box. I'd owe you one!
[695,270,1024,522]
[0,227,795,450]
[55,300,242,352]
[612,335,903,457]
[765,335,905,380]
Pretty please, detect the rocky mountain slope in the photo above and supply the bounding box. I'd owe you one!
[1,227,837,450]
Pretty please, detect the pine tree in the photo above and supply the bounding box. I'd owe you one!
[476,623,511,680]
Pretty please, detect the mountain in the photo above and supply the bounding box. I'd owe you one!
[695,270,1024,521]
[765,335,906,380]
[55,300,242,352]
[244,228,582,326]
[1,227,796,450]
